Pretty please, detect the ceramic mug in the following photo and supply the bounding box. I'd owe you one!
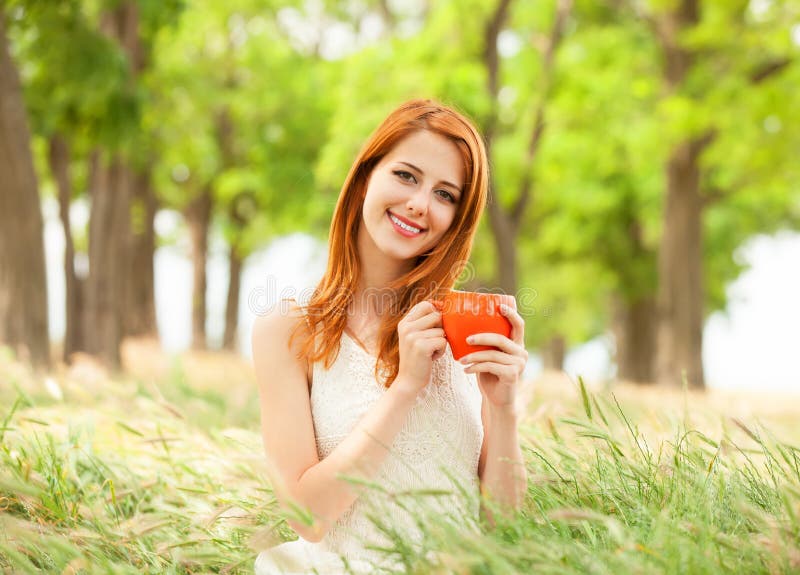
[436,291,516,361]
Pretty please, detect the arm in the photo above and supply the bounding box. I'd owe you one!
[292,382,421,542]
[477,399,527,527]
[253,301,445,543]
[463,302,529,527]
[253,307,420,542]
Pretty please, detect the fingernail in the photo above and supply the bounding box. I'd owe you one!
[466,336,474,344]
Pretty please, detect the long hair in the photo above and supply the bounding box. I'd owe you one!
[292,99,489,387]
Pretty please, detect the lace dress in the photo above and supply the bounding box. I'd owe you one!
[254,332,485,574]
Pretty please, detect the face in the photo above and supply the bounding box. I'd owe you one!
[360,130,465,266]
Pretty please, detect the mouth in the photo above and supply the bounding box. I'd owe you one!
[387,210,425,237]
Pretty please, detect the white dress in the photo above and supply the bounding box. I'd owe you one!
[255,331,485,574]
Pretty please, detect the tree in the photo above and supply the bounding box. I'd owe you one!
[648,0,799,387]
[10,0,179,367]
[150,0,332,350]
[527,4,663,382]
[481,0,576,368]
[0,8,50,367]
[80,1,147,368]
[7,0,142,365]
[531,0,800,385]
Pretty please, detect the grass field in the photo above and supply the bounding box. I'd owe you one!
[1,339,799,574]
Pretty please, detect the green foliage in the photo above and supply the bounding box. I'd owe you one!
[7,1,129,142]
[6,0,800,356]
[148,0,333,253]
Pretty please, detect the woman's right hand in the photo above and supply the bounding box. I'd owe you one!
[394,300,447,397]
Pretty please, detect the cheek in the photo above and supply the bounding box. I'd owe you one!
[364,176,394,210]
[362,181,385,214]
[428,205,458,239]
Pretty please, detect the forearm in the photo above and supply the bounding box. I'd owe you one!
[480,406,527,526]
[291,380,419,540]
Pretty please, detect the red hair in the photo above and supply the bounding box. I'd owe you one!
[292,99,489,387]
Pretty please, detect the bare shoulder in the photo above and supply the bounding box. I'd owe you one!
[251,300,307,348]
[251,300,311,384]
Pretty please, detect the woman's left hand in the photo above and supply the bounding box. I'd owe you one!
[458,303,527,413]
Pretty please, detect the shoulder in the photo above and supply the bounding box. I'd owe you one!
[251,300,311,379]
[251,299,307,346]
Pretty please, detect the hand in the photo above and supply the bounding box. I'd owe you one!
[394,300,447,397]
[458,302,527,412]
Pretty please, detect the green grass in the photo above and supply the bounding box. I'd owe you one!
[1,345,798,574]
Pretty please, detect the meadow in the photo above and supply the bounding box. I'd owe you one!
[1,340,798,574]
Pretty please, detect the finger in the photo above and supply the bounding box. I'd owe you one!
[465,333,523,354]
[403,300,438,323]
[404,301,434,321]
[430,337,447,361]
[498,303,525,345]
[417,327,446,340]
[498,294,517,311]
[414,331,447,358]
[463,361,518,380]
[406,309,443,332]
[459,349,525,367]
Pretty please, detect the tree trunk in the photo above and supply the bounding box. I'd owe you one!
[656,140,706,388]
[654,1,706,388]
[0,12,50,367]
[223,244,242,351]
[541,335,566,371]
[482,0,517,295]
[124,168,158,338]
[84,151,131,368]
[481,0,658,386]
[612,294,657,383]
[48,134,86,362]
[83,0,143,369]
[481,0,571,296]
[186,187,212,350]
[485,191,519,295]
[216,107,241,351]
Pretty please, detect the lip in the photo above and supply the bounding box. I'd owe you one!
[387,210,426,231]
[386,210,425,239]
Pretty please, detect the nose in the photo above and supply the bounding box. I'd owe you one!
[405,188,429,217]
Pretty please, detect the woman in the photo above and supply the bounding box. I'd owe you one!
[252,99,528,574]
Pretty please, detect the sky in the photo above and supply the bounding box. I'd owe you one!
[42,198,800,393]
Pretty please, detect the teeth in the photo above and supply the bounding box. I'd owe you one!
[389,213,421,233]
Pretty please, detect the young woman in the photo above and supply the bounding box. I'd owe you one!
[252,99,528,574]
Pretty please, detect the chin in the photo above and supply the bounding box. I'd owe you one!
[379,237,428,263]
[381,246,420,263]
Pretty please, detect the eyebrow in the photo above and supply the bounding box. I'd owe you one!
[398,161,462,193]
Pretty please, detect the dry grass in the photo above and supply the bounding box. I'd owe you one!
[1,342,799,573]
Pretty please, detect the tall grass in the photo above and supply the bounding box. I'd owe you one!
[1,345,798,573]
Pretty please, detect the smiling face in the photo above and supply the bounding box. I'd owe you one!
[359,129,465,267]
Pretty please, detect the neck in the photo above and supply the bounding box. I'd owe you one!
[353,227,414,320]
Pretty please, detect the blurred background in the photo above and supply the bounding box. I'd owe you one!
[2,0,799,393]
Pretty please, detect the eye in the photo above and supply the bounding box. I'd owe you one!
[393,170,417,183]
[436,189,458,203]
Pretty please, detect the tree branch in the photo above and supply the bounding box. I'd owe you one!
[482,0,513,147]
[510,0,573,232]
[484,0,513,100]
[377,0,397,31]
[750,58,792,84]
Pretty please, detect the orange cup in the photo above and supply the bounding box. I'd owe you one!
[436,291,515,361]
